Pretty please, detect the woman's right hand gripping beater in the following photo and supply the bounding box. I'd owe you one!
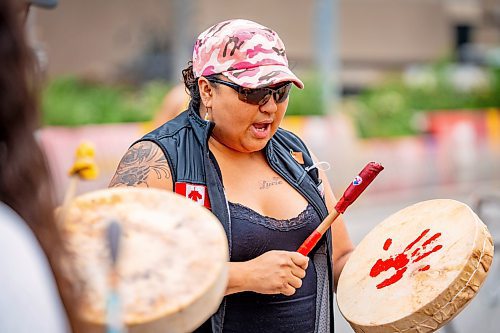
[227,250,309,296]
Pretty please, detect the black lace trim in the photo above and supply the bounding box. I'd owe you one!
[229,202,316,231]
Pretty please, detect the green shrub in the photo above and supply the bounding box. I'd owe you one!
[348,63,500,138]
[352,85,417,138]
[286,75,325,116]
[41,77,170,126]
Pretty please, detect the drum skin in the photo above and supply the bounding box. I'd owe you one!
[62,187,229,333]
[337,199,494,333]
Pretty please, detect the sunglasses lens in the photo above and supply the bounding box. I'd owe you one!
[274,84,291,103]
[258,93,272,106]
[239,88,270,105]
[236,83,292,105]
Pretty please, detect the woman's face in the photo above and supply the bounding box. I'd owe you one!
[204,78,290,153]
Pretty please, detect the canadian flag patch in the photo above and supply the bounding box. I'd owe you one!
[175,182,211,209]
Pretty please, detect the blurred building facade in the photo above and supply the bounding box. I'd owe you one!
[32,0,500,91]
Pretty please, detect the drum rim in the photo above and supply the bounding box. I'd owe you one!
[63,187,229,325]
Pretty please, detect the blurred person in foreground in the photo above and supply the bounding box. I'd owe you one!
[110,19,354,332]
[0,0,83,332]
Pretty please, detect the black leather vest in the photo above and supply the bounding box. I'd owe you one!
[137,108,335,332]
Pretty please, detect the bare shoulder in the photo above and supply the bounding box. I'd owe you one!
[109,141,173,190]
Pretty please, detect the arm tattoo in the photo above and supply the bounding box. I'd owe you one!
[259,177,283,190]
[109,142,170,187]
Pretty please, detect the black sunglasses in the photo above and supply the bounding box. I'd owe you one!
[206,77,292,106]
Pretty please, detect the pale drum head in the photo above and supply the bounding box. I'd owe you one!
[62,187,229,333]
[337,199,494,333]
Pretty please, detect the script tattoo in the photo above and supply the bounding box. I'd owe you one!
[109,142,170,187]
[259,177,283,190]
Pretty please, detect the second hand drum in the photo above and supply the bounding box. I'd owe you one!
[337,199,494,333]
[61,187,229,333]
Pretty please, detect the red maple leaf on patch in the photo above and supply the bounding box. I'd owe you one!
[188,189,203,202]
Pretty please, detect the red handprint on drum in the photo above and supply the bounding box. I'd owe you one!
[369,229,443,289]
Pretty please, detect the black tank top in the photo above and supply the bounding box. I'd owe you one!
[222,202,321,333]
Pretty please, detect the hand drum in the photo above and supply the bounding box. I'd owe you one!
[337,199,494,333]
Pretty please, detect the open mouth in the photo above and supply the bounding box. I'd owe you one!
[251,122,272,139]
[253,122,269,132]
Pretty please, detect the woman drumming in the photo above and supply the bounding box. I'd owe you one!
[110,19,354,333]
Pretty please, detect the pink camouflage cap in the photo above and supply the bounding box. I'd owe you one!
[192,19,304,89]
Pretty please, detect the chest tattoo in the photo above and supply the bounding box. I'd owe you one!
[258,177,284,190]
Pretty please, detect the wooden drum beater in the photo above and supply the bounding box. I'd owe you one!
[297,162,384,256]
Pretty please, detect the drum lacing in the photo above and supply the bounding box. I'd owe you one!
[399,223,489,332]
[441,228,488,309]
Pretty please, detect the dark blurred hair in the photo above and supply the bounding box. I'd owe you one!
[0,0,83,331]
[181,61,202,112]
[181,61,218,114]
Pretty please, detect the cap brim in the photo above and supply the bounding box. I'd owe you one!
[222,65,304,89]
